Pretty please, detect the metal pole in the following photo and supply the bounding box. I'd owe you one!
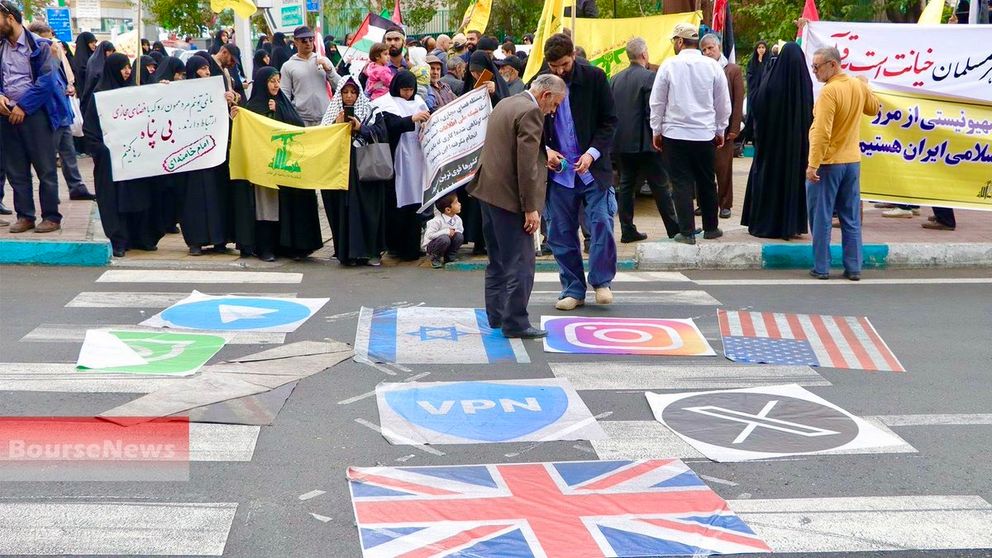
[135,0,141,85]
[571,0,577,44]
[968,0,979,22]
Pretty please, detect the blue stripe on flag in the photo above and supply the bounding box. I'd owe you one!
[369,308,397,362]
[475,309,516,363]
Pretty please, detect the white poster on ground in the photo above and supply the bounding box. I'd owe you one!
[94,76,230,181]
[140,291,328,333]
[418,87,492,212]
[802,21,992,102]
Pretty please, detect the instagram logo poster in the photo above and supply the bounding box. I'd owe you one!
[541,316,715,356]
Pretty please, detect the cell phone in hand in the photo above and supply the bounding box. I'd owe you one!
[344,106,355,119]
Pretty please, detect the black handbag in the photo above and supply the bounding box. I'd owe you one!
[354,113,393,181]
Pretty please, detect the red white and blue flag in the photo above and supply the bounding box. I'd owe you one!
[718,310,905,372]
[347,459,771,557]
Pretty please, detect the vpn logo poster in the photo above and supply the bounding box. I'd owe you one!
[375,378,605,444]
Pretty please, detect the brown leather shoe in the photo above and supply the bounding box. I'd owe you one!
[34,219,61,233]
[921,221,955,231]
[8,218,35,233]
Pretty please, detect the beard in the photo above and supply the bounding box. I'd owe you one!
[467,44,477,52]
[388,47,402,57]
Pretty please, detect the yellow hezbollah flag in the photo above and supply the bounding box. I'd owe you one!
[460,0,492,34]
[522,0,565,82]
[229,109,351,191]
[918,0,944,24]
[210,0,257,19]
[860,89,992,211]
[575,11,702,79]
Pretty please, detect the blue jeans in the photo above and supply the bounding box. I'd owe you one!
[807,163,861,274]
[544,178,617,299]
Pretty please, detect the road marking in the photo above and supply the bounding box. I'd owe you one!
[298,490,326,501]
[876,413,992,426]
[97,270,303,284]
[22,324,285,345]
[591,420,915,460]
[0,502,237,555]
[694,277,992,286]
[730,495,992,552]
[189,424,260,461]
[67,292,297,308]
[0,363,186,393]
[354,418,445,456]
[337,372,431,405]
[530,290,721,305]
[550,363,829,390]
[535,272,691,283]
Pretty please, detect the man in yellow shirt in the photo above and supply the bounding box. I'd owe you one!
[806,46,880,281]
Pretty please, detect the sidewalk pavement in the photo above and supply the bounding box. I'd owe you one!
[1,155,988,268]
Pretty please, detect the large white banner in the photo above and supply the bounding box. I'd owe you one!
[802,21,992,102]
[418,86,492,212]
[95,76,230,181]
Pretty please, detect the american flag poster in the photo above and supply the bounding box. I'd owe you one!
[718,310,905,372]
[347,459,771,557]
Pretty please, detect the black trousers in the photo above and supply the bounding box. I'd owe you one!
[933,207,956,227]
[1,111,60,222]
[480,201,536,334]
[615,152,679,238]
[661,137,718,235]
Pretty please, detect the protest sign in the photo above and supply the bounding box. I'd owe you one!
[576,11,702,79]
[94,76,230,181]
[418,86,491,212]
[229,109,351,190]
[860,89,992,211]
[802,21,992,102]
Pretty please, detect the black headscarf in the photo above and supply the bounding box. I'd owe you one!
[81,41,116,107]
[270,32,292,71]
[185,56,210,80]
[389,69,419,98]
[134,55,157,85]
[72,32,96,90]
[245,67,304,127]
[151,56,186,83]
[746,40,769,96]
[209,29,228,55]
[96,53,134,92]
[226,43,245,79]
[253,49,270,72]
[152,41,167,56]
[740,42,812,239]
[149,50,165,65]
[255,35,270,53]
[465,50,509,103]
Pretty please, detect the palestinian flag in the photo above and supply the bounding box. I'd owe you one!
[343,12,395,75]
[712,0,736,64]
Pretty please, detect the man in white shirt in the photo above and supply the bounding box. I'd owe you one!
[649,23,731,244]
[280,26,340,126]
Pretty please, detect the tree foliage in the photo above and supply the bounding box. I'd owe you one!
[144,0,215,36]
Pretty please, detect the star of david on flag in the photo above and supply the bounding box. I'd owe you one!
[347,459,771,557]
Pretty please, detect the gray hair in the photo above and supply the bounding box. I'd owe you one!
[700,33,721,48]
[625,37,647,62]
[447,56,465,71]
[530,73,567,96]
[814,46,842,63]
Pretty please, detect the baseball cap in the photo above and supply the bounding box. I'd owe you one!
[452,33,467,47]
[293,26,315,39]
[496,55,524,74]
[671,23,699,40]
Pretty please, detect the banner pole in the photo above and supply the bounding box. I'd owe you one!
[571,0,577,45]
[135,0,142,85]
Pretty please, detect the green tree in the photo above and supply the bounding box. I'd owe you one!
[144,0,214,36]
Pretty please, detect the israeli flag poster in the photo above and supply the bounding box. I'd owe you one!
[376,378,605,445]
[355,306,530,364]
[140,291,328,333]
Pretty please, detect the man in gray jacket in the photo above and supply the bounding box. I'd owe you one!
[610,37,678,242]
[280,26,340,126]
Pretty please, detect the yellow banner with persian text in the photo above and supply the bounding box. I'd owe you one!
[860,89,992,211]
[575,11,702,79]
[229,109,352,191]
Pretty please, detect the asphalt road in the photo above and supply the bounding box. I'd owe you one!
[0,263,990,557]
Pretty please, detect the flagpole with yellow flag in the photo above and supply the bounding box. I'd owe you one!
[210,0,258,20]
[459,0,492,33]
[522,0,565,82]
[918,0,945,23]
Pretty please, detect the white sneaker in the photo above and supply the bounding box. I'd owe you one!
[882,208,914,218]
[555,296,584,311]
[594,287,613,305]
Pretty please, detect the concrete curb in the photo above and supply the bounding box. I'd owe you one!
[0,239,111,266]
[636,242,992,270]
[446,258,639,272]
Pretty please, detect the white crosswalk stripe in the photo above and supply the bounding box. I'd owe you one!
[0,502,237,555]
[534,271,691,283]
[22,324,285,345]
[732,495,992,552]
[529,290,721,305]
[551,363,829,390]
[67,291,297,308]
[97,270,303,283]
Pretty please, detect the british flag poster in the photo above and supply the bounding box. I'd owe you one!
[347,459,771,557]
[718,310,905,372]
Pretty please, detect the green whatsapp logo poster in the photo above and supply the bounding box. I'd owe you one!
[79,331,227,375]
